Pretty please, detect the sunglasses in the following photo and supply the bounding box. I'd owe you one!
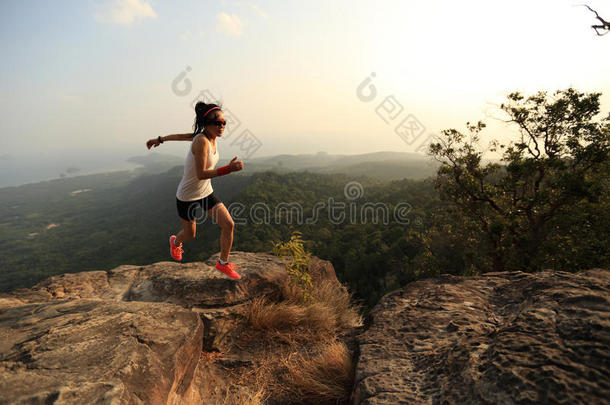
[210,120,227,127]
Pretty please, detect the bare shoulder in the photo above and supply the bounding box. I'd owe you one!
[191,134,208,154]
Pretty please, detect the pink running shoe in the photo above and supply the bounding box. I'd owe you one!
[169,235,183,261]
[215,261,241,279]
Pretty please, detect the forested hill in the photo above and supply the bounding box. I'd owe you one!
[2,159,608,309]
[0,163,437,307]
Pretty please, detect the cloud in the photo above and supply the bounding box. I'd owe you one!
[95,0,157,25]
[215,12,244,36]
[228,1,269,18]
[239,1,268,18]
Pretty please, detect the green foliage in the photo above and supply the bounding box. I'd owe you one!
[429,88,610,272]
[272,231,313,302]
[2,109,608,312]
[0,168,251,292]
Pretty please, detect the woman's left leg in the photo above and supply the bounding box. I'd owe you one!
[207,202,235,262]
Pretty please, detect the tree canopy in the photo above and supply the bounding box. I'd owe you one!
[430,88,610,272]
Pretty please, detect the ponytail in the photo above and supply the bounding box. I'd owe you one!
[192,101,223,137]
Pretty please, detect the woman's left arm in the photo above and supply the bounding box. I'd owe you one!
[146,133,192,149]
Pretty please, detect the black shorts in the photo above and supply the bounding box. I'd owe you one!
[176,193,221,222]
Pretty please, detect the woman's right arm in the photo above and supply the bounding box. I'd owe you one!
[193,136,216,180]
[194,137,241,179]
[146,133,192,149]
[193,137,239,179]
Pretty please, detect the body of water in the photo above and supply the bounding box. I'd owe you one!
[0,152,143,189]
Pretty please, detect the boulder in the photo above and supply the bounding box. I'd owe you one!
[0,251,322,405]
[352,269,610,404]
[2,252,290,309]
[0,299,202,405]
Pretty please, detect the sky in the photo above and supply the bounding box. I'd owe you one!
[1,0,609,166]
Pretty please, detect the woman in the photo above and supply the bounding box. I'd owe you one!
[146,102,244,279]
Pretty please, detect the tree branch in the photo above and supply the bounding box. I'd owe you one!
[579,4,610,36]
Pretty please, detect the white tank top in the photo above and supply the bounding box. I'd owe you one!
[176,134,219,201]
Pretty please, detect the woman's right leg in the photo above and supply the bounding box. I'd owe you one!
[207,203,235,262]
[175,217,196,246]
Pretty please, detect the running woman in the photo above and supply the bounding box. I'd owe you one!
[146,102,244,279]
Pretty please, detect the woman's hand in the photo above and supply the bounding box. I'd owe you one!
[229,156,244,172]
[146,138,161,149]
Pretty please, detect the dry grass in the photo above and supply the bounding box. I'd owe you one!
[224,276,362,404]
[247,278,362,339]
[220,386,267,405]
[227,340,355,405]
[309,279,363,329]
[282,341,355,404]
[248,297,307,330]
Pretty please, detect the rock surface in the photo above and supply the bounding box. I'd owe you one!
[1,299,203,405]
[1,252,292,310]
[0,252,338,405]
[352,269,610,405]
[4,252,607,405]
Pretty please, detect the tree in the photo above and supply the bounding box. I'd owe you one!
[580,5,610,36]
[429,88,610,272]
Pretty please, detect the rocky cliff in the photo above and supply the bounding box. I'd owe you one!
[0,252,360,404]
[1,254,608,405]
[352,269,610,405]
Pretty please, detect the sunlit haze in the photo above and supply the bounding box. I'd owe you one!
[1,0,609,177]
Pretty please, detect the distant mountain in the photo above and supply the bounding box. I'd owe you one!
[126,152,184,167]
[127,150,439,181]
[248,151,428,168]
[126,152,184,175]
[242,151,438,180]
[321,159,438,181]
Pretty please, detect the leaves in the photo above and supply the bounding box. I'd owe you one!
[429,87,610,272]
[273,231,313,302]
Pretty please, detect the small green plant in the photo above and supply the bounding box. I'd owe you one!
[272,231,313,302]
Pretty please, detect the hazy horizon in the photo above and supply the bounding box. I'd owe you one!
[2,0,610,182]
[0,146,435,188]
